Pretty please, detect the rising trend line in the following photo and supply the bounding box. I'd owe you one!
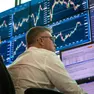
[0,20,7,28]
[30,5,47,26]
[54,21,81,42]
[13,15,30,32]
[50,0,80,21]
[13,41,26,56]
[13,5,47,32]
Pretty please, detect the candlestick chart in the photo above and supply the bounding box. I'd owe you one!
[0,0,93,65]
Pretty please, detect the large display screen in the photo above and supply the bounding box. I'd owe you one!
[47,11,91,51]
[0,15,12,41]
[60,43,94,81]
[11,34,26,62]
[30,0,50,26]
[0,41,12,65]
[13,2,31,36]
[49,0,89,22]
[0,0,94,66]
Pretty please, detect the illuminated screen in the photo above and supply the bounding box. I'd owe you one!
[60,43,94,81]
[49,0,88,22]
[0,41,11,65]
[11,34,26,61]
[0,2,30,65]
[90,7,94,41]
[0,15,12,41]
[30,0,50,27]
[0,0,94,66]
[47,11,91,51]
[13,2,31,36]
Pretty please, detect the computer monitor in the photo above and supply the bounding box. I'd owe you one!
[30,0,50,26]
[49,0,88,22]
[47,10,91,51]
[11,34,27,62]
[60,43,94,81]
[0,41,11,65]
[0,14,12,41]
[60,43,94,94]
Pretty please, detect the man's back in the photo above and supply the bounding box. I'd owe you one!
[8,47,56,94]
[8,47,87,94]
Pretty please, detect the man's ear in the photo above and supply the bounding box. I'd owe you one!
[37,37,44,46]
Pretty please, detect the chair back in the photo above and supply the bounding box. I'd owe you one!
[0,56,15,94]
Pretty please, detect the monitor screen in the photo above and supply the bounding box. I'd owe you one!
[49,0,88,22]
[0,14,12,41]
[13,2,31,36]
[11,34,26,62]
[30,0,50,26]
[47,10,91,51]
[60,43,94,81]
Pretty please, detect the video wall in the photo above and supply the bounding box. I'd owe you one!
[0,0,94,65]
[0,2,31,65]
[59,0,94,93]
[47,0,92,51]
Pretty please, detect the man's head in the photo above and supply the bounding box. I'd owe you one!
[26,26,56,52]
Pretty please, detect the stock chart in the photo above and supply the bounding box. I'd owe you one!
[0,0,94,65]
[0,41,11,65]
[11,34,26,61]
[13,2,31,36]
[0,15,12,41]
[49,0,88,22]
[30,0,50,26]
[47,11,91,51]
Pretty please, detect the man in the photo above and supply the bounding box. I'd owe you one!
[8,26,87,94]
